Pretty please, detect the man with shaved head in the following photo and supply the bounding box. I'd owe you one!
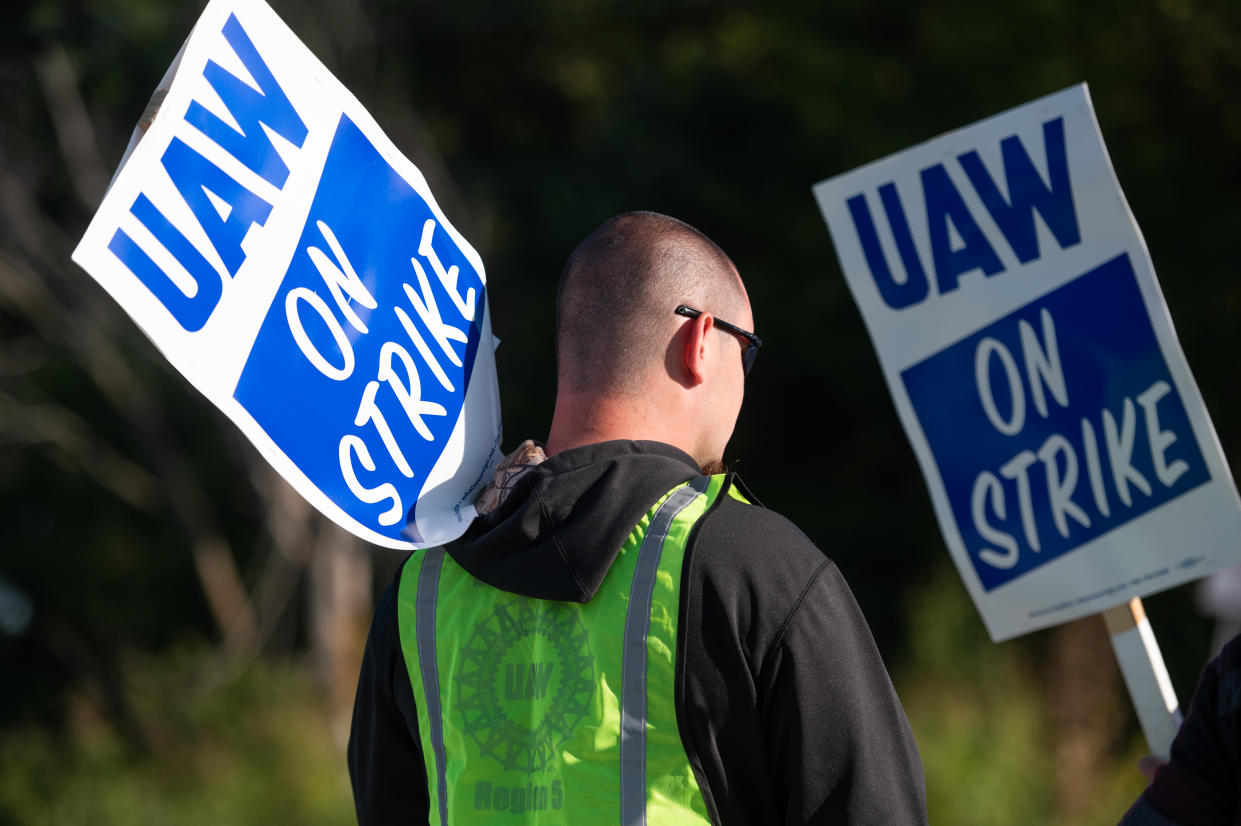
[550,212,754,473]
[349,212,928,825]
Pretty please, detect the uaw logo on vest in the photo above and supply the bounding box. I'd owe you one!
[814,84,1241,641]
[71,0,500,550]
[457,598,593,815]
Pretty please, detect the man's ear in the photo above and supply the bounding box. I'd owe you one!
[682,311,715,385]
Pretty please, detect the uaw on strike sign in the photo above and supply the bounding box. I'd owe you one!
[815,84,1241,641]
[72,0,501,549]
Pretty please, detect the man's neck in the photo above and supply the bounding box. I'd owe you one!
[545,390,696,459]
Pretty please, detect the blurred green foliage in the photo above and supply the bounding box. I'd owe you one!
[900,567,1148,825]
[4,0,1241,822]
[0,648,353,826]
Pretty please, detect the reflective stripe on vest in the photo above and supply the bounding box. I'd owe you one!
[397,475,726,824]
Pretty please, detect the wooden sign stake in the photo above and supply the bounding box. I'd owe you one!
[1102,597,1183,758]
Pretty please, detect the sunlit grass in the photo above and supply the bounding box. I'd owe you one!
[0,647,354,826]
[898,566,1149,826]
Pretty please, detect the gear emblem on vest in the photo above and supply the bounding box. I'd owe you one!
[455,597,595,774]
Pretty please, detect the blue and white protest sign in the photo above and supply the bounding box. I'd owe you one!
[814,84,1241,640]
[72,0,501,550]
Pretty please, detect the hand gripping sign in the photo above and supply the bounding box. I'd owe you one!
[72,0,502,549]
[814,84,1241,642]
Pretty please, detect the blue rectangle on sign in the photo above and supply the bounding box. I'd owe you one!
[902,253,1209,591]
[234,114,486,542]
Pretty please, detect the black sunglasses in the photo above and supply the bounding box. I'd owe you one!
[674,305,763,375]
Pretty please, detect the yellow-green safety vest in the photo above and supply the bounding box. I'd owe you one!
[398,475,737,824]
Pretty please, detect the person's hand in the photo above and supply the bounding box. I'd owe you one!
[1137,755,1168,783]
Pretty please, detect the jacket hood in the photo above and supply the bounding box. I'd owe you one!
[446,440,701,602]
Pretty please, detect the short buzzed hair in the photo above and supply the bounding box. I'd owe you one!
[555,211,743,395]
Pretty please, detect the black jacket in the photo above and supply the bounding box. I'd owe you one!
[348,440,928,825]
[1119,632,1241,826]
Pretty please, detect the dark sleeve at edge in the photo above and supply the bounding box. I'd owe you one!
[347,559,430,825]
[1132,633,1241,826]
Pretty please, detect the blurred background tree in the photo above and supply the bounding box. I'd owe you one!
[3,0,1240,823]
